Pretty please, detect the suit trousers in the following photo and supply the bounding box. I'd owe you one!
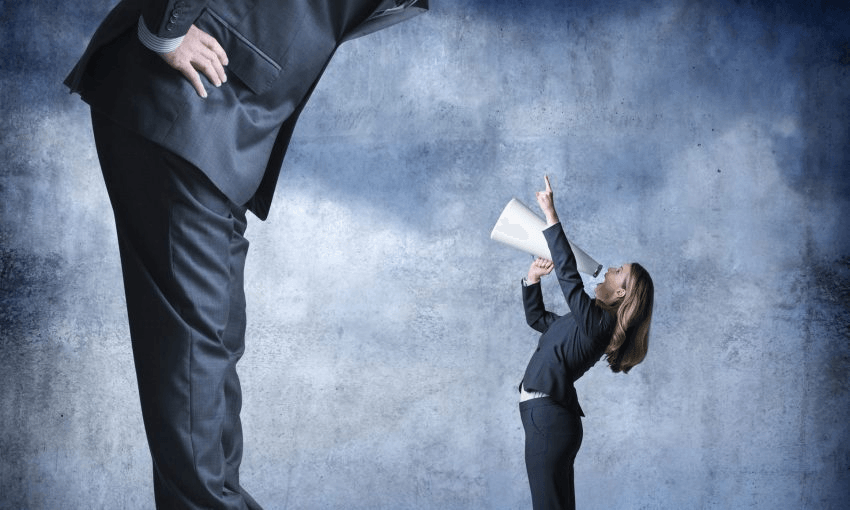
[520,397,583,510]
[91,110,262,510]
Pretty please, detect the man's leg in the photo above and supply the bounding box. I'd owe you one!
[91,111,260,509]
[220,207,264,510]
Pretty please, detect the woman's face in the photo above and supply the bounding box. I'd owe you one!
[595,264,631,305]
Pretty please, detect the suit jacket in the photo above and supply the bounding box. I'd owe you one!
[65,0,427,220]
[520,223,615,416]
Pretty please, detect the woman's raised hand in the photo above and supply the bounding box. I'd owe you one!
[535,175,559,226]
[527,257,555,284]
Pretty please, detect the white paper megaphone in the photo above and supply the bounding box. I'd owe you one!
[490,198,603,277]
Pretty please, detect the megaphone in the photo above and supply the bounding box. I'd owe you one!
[490,198,603,277]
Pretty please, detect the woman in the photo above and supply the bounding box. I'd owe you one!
[518,176,654,510]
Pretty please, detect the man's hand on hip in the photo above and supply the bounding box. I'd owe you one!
[160,25,229,98]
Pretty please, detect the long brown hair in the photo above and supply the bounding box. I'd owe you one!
[598,262,654,373]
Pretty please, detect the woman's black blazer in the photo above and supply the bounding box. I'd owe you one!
[520,223,616,416]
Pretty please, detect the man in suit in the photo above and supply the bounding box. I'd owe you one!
[64,1,427,508]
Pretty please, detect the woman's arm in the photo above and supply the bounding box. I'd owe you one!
[543,224,601,336]
[535,177,606,338]
[523,258,559,333]
[535,175,560,227]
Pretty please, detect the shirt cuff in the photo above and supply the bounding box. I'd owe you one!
[137,16,185,54]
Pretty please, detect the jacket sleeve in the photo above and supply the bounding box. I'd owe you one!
[542,223,607,339]
[140,0,210,40]
[342,0,428,42]
[522,280,560,333]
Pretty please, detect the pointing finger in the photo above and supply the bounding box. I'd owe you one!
[544,175,552,192]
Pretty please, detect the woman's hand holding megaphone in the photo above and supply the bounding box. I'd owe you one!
[526,257,555,285]
[535,175,560,226]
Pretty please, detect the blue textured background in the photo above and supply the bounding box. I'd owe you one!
[2,1,849,508]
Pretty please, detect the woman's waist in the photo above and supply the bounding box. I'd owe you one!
[519,382,549,402]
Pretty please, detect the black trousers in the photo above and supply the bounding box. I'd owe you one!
[520,397,583,510]
[92,111,262,510]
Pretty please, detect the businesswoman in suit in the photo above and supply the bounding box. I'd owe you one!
[518,176,654,510]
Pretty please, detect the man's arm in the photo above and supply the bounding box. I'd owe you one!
[137,1,227,98]
[139,0,209,45]
[342,0,429,42]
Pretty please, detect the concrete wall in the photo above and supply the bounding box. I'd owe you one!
[2,0,849,508]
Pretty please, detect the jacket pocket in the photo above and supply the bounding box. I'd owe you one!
[193,8,281,95]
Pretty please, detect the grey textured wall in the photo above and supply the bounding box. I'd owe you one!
[2,0,849,508]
